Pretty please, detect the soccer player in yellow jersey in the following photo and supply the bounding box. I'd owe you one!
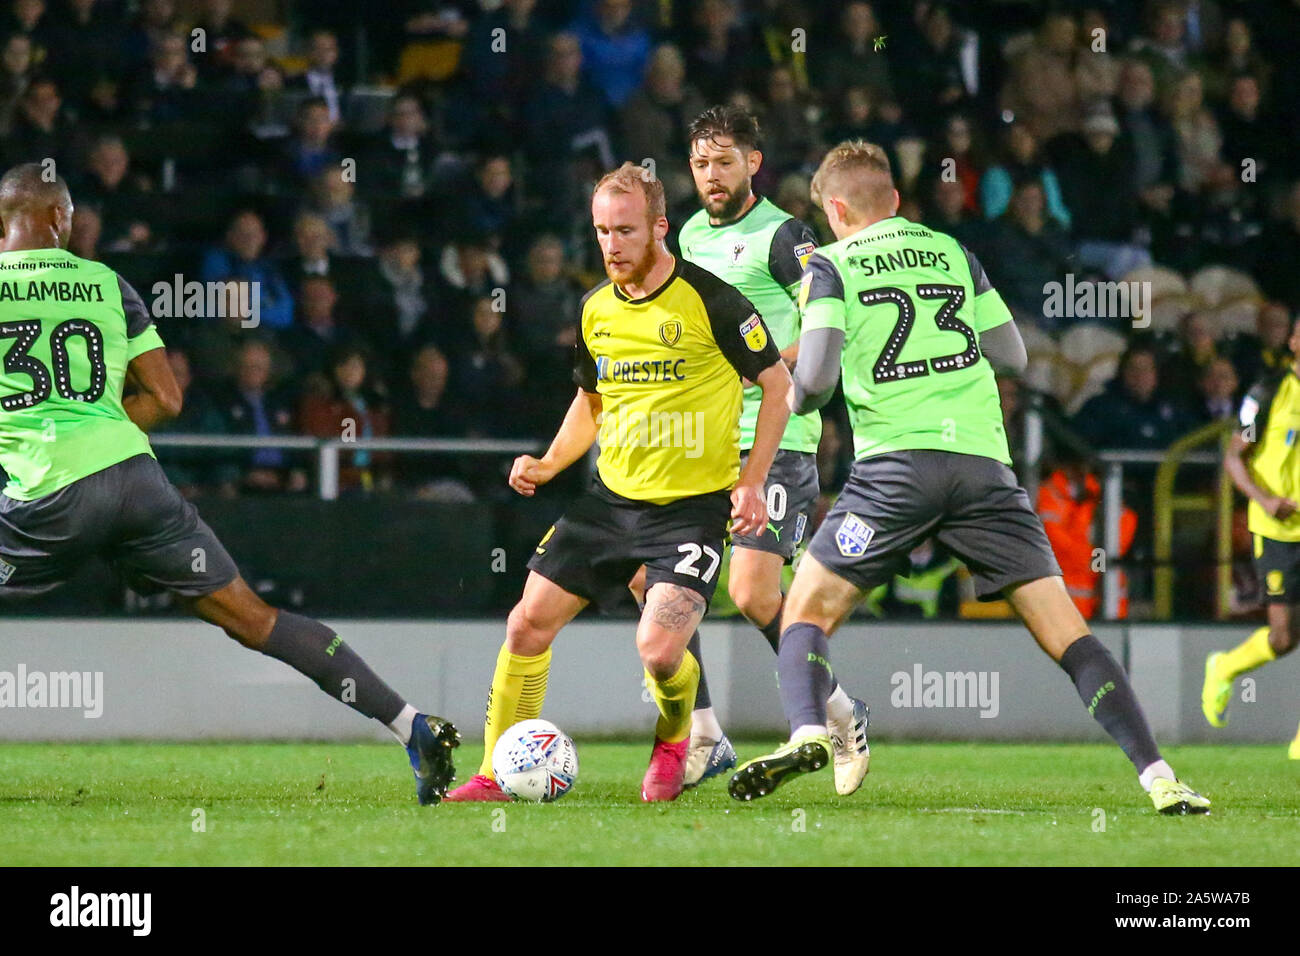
[1205,316,1300,757]
[446,163,792,802]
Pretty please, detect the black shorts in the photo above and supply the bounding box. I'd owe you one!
[526,477,731,611]
[731,449,818,562]
[808,449,1061,600]
[0,453,239,600]
[1254,534,1300,603]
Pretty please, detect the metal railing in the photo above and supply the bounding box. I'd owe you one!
[148,434,542,500]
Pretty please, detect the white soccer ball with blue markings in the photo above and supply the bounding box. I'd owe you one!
[492,719,579,802]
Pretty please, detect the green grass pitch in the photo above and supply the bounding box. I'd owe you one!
[1,741,1295,866]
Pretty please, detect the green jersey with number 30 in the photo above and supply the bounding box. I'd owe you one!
[0,247,163,500]
[678,197,821,453]
[799,216,1014,465]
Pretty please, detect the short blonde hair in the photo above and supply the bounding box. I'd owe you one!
[810,140,894,219]
[593,161,666,223]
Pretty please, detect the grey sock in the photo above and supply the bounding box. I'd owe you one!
[762,601,840,696]
[262,611,406,724]
[1059,635,1161,773]
[778,622,834,731]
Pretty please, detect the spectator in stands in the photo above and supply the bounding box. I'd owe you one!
[68,204,101,259]
[1202,17,1271,103]
[1164,69,1221,195]
[458,153,518,252]
[125,33,197,126]
[1129,0,1191,91]
[571,0,651,109]
[1217,73,1282,186]
[1232,301,1294,388]
[1114,58,1179,226]
[79,135,153,252]
[1038,448,1138,619]
[1179,160,1266,273]
[4,75,72,168]
[1258,182,1300,311]
[1052,103,1151,279]
[1073,7,1119,103]
[45,0,123,108]
[1191,357,1239,425]
[153,346,235,496]
[300,169,372,257]
[437,231,509,354]
[1160,310,1221,405]
[974,178,1073,328]
[286,29,344,123]
[922,176,984,251]
[508,233,581,431]
[898,1,974,127]
[279,275,364,383]
[191,0,255,82]
[217,338,305,494]
[298,344,391,494]
[360,91,439,203]
[391,344,475,501]
[524,32,613,219]
[814,2,892,107]
[353,230,442,373]
[620,44,704,209]
[0,32,32,134]
[823,87,903,181]
[684,0,750,104]
[199,209,295,330]
[760,64,818,179]
[980,119,1070,228]
[923,112,983,215]
[1072,344,1193,449]
[462,0,546,116]
[217,34,283,96]
[123,0,179,70]
[2,0,51,62]
[278,97,340,191]
[452,295,525,438]
[281,210,362,318]
[999,10,1079,143]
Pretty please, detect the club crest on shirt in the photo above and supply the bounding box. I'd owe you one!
[659,319,682,348]
[740,313,768,352]
[794,241,816,269]
[730,240,747,265]
[835,513,875,557]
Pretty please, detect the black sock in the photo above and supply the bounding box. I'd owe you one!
[778,622,834,731]
[1058,635,1161,773]
[262,611,406,724]
[762,601,841,697]
[686,630,711,710]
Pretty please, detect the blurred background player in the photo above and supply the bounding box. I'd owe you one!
[0,165,459,805]
[729,142,1210,815]
[666,104,869,794]
[445,163,791,803]
[1204,316,1300,758]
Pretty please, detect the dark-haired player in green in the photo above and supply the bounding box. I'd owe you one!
[0,164,459,804]
[653,105,869,793]
[729,142,1210,815]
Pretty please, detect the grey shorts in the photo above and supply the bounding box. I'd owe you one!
[732,449,819,562]
[808,449,1061,600]
[0,453,239,600]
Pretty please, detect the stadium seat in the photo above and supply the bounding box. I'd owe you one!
[1121,263,1188,301]
[345,87,397,135]
[1209,298,1259,338]
[1147,292,1200,334]
[397,40,463,83]
[1190,264,1260,307]
[1057,322,1126,368]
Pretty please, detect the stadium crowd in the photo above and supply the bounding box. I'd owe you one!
[0,0,1296,508]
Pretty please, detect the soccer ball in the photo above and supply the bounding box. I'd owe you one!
[491,719,579,802]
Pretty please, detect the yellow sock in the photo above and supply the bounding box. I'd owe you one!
[478,644,552,777]
[647,651,699,744]
[1217,626,1276,680]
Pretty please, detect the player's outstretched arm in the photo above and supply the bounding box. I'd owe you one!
[733,361,793,535]
[124,346,183,432]
[509,388,602,496]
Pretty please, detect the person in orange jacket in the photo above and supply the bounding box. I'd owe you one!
[1037,453,1138,618]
